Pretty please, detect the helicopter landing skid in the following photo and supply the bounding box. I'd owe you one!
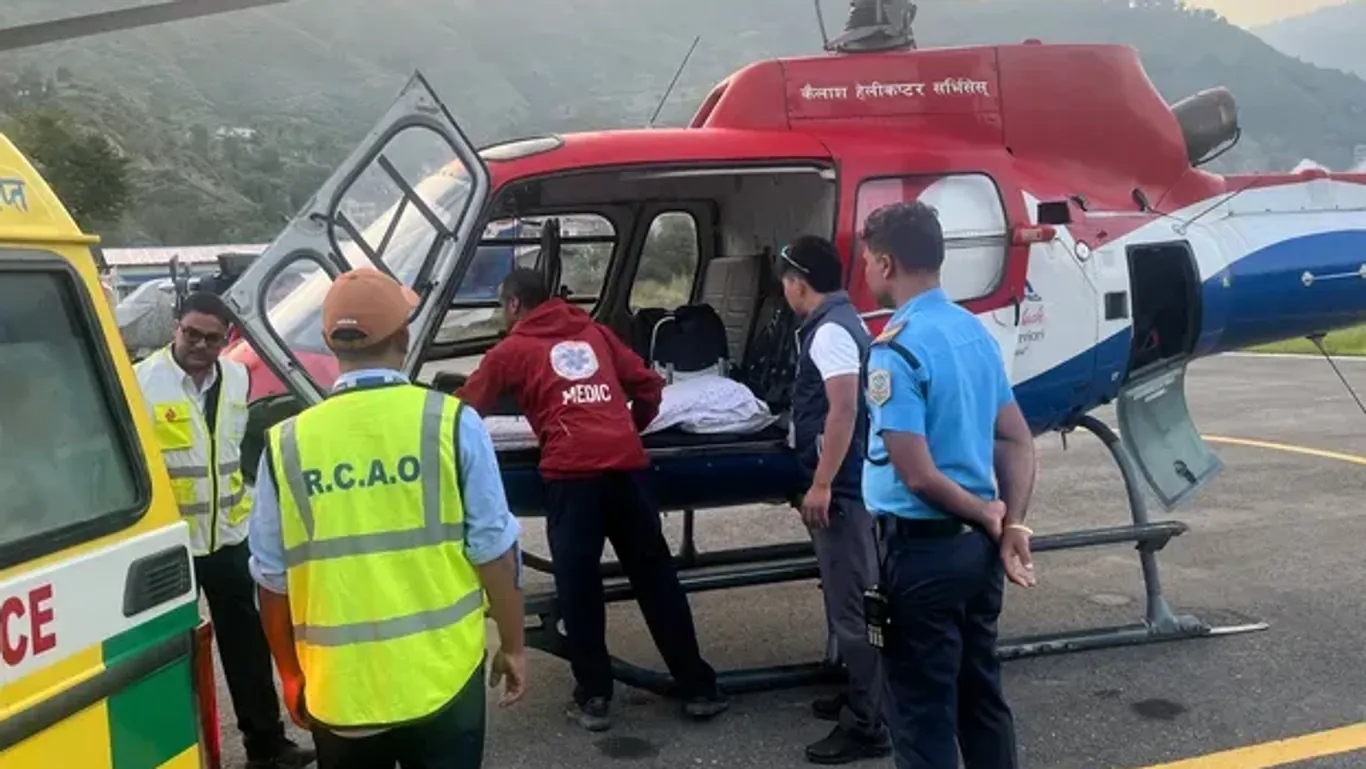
[521,414,1268,698]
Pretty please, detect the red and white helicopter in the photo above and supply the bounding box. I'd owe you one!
[28,0,1366,695]
[221,0,1366,694]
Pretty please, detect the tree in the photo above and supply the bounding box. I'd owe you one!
[639,213,700,285]
[4,108,131,232]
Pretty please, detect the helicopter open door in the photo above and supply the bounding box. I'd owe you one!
[222,72,491,406]
[1115,364,1225,511]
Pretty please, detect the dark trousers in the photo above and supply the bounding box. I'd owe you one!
[311,662,487,769]
[879,525,1018,769]
[544,470,718,704]
[193,540,286,761]
[811,496,887,739]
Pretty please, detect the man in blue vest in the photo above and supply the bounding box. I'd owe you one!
[779,235,891,764]
[858,200,1037,769]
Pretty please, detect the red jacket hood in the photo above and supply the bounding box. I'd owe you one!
[511,298,594,339]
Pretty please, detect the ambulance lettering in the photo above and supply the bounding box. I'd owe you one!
[0,177,29,213]
[1,583,57,668]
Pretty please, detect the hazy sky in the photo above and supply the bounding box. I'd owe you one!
[1190,0,1350,28]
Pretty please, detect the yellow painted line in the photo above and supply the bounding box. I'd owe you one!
[1138,721,1366,768]
[1202,435,1366,466]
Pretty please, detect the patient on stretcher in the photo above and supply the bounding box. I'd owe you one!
[481,370,781,450]
[469,298,788,450]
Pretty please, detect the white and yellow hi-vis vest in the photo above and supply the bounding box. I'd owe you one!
[265,383,486,729]
[134,346,252,556]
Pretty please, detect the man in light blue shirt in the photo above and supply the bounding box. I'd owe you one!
[858,200,1038,769]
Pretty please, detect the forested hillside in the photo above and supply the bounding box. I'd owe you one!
[1256,1,1366,79]
[4,0,1366,246]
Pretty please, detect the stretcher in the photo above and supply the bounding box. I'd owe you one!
[484,371,800,516]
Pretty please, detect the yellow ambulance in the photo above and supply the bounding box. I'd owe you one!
[0,133,221,768]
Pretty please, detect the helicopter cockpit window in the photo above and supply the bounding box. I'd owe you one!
[854,174,1008,303]
[259,126,476,377]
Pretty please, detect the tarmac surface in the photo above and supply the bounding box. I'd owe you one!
[209,352,1366,769]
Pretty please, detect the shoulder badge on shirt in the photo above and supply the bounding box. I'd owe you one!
[874,321,905,344]
[867,367,892,407]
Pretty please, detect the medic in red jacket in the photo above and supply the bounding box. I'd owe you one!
[456,268,728,729]
[455,271,665,478]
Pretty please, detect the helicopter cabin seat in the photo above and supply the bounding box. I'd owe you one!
[699,252,765,364]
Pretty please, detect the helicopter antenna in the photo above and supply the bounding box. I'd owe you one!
[0,0,290,53]
[1307,333,1366,417]
[813,0,831,49]
[647,35,701,129]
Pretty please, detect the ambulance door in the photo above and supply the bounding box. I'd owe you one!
[223,72,492,406]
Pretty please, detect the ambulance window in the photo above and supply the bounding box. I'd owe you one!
[0,257,146,569]
[630,212,700,311]
[854,175,1008,302]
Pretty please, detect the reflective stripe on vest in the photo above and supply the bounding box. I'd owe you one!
[135,348,252,555]
[268,384,485,728]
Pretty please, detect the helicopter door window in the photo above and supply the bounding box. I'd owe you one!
[432,213,617,347]
[257,126,477,385]
[854,174,1009,303]
[327,126,469,292]
[630,212,701,311]
[557,218,615,302]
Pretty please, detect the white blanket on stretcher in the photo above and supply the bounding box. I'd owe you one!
[482,373,779,450]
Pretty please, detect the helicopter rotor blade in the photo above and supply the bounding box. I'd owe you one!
[0,0,291,53]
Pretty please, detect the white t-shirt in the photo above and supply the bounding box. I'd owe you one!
[808,322,865,380]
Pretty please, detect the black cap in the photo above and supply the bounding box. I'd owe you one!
[779,235,843,293]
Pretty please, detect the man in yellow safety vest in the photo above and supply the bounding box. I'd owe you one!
[247,268,527,769]
[134,291,315,769]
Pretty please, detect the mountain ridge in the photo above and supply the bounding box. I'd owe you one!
[1255,1,1366,81]
[4,0,1366,245]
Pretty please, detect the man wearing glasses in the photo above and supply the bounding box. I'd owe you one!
[134,292,315,769]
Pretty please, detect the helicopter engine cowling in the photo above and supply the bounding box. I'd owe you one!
[1170,87,1239,166]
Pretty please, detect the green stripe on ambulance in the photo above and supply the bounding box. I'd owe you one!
[103,595,199,769]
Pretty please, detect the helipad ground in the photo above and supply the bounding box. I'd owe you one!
[211,352,1366,768]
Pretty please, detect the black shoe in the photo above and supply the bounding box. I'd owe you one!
[682,690,730,721]
[804,725,892,765]
[566,697,612,732]
[812,693,846,722]
[244,738,316,769]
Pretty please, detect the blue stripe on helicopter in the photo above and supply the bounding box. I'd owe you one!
[1013,229,1366,434]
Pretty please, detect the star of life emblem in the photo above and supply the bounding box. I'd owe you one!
[867,368,892,407]
[550,341,600,381]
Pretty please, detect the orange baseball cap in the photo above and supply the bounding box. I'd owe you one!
[321,268,420,351]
